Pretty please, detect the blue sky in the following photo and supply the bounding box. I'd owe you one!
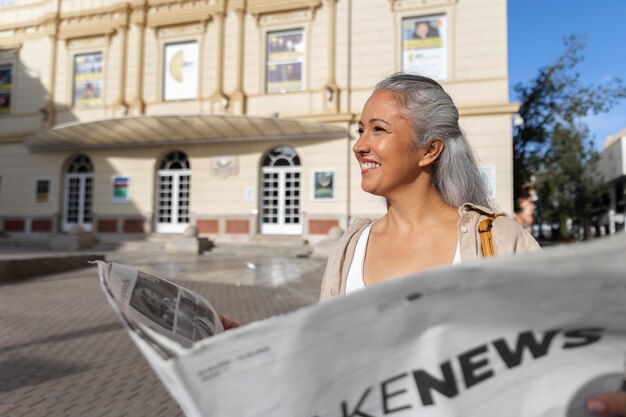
[507,0,626,151]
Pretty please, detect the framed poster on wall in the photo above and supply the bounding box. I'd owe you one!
[73,52,103,107]
[112,176,130,203]
[266,29,305,93]
[312,170,336,201]
[163,41,198,101]
[401,15,447,81]
[0,63,12,114]
[35,178,51,204]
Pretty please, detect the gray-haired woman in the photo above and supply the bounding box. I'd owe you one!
[320,72,539,299]
[319,72,626,416]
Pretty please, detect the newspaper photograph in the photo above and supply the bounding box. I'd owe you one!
[95,261,223,354]
[96,233,626,417]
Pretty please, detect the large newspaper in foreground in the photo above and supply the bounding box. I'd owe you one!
[95,233,626,417]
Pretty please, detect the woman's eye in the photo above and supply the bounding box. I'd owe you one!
[356,128,364,135]
[373,126,387,132]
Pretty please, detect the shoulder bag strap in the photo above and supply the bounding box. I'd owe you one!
[478,213,505,257]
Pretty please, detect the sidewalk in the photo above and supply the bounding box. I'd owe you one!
[0,246,327,417]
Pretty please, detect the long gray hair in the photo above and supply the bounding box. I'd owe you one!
[374,73,493,209]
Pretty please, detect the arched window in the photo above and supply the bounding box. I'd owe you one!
[62,154,94,232]
[262,146,301,167]
[67,154,94,173]
[156,151,191,233]
[260,146,302,235]
[159,151,190,170]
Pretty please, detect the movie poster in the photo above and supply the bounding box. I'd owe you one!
[266,29,305,93]
[73,53,103,107]
[402,15,447,80]
[163,41,198,101]
[0,64,12,114]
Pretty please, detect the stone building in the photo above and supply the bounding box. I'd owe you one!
[0,0,517,243]
[597,128,626,234]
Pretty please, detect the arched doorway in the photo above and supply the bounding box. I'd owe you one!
[63,154,94,232]
[156,151,190,233]
[260,146,302,235]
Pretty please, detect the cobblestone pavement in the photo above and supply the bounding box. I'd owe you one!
[0,248,326,417]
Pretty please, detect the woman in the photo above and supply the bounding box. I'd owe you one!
[320,73,538,299]
[319,73,625,414]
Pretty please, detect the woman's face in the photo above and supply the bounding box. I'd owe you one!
[353,90,425,197]
[416,22,429,39]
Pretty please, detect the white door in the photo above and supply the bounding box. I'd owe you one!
[260,146,302,235]
[156,170,190,233]
[63,156,94,232]
[155,151,191,233]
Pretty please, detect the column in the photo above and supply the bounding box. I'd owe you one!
[129,2,146,115]
[229,6,246,114]
[209,11,228,113]
[323,0,339,113]
[114,6,130,116]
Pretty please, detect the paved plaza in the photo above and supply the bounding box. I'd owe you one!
[0,247,326,417]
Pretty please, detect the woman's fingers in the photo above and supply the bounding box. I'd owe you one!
[587,391,626,416]
[219,315,240,330]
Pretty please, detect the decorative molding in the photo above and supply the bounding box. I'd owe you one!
[209,156,239,178]
[146,0,221,28]
[0,20,53,44]
[228,0,246,12]
[130,4,148,26]
[156,22,208,39]
[289,113,356,124]
[66,36,110,50]
[0,44,22,59]
[258,9,315,26]
[248,0,320,17]
[389,0,458,12]
[0,1,222,43]
[58,7,129,41]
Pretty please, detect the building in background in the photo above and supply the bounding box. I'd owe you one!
[597,128,626,234]
[0,0,518,243]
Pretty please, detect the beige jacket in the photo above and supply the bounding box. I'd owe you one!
[319,203,541,301]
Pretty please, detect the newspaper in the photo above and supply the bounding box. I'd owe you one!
[96,262,223,355]
[95,232,626,417]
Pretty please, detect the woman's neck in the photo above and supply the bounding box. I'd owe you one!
[381,186,457,231]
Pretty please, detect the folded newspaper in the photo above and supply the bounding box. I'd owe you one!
[96,233,626,417]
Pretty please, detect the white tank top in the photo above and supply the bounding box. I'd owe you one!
[345,224,462,295]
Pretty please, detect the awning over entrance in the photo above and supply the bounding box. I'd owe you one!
[24,115,350,152]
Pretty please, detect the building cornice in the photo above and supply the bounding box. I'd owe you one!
[0,1,228,45]
[58,5,130,40]
[247,0,321,18]
[145,0,223,28]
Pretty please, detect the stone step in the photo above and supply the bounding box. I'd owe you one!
[0,238,51,251]
[211,242,312,257]
[93,239,166,252]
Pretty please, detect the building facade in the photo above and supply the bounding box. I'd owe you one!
[0,0,517,243]
[597,128,626,234]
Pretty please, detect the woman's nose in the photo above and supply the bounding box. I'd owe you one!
[352,132,368,155]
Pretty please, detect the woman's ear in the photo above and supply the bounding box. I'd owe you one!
[418,138,445,167]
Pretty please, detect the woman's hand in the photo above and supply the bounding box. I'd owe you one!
[587,391,626,416]
[219,315,240,331]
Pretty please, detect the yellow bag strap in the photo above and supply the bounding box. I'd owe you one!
[478,213,505,257]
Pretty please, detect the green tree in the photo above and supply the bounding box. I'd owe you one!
[533,124,608,239]
[513,36,626,239]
